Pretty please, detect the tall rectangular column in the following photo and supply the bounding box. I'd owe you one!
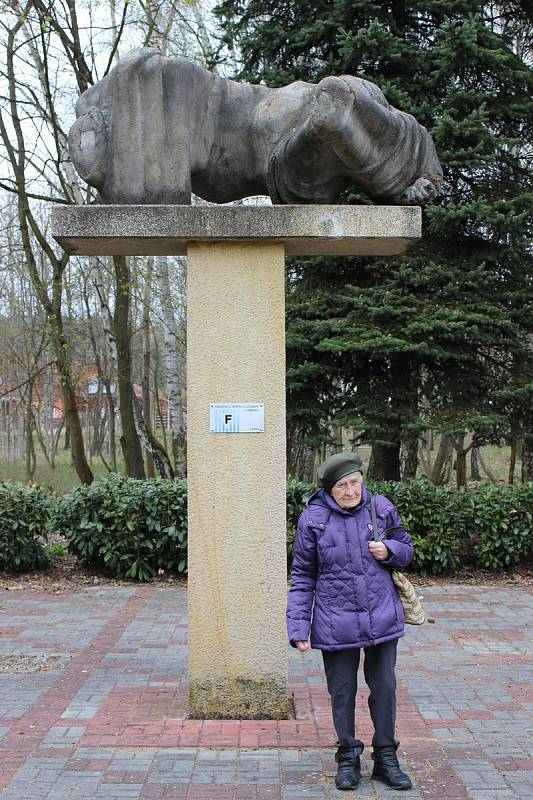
[186,241,290,719]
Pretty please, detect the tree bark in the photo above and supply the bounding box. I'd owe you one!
[470,446,481,481]
[522,411,533,481]
[454,434,467,489]
[142,257,155,477]
[509,437,519,484]
[300,446,316,483]
[430,434,450,485]
[369,442,401,481]
[402,434,419,480]
[90,260,118,471]
[478,448,498,484]
[522,437,533,481]
[54,415,64,456]
[132,394,174,478]
[24,383,36,481]
[286,423,300,478]
[113,255,145,479]
[371,355,415,482]
[157,255,187,476]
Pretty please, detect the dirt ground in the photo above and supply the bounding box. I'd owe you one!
[0,555,188,593]
[1,554,531,593]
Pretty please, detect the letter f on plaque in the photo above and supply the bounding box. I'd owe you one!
[225,414,232,425]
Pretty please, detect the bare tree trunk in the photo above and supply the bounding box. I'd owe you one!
[453,434,467,489]
[522,419,533,482]
[300,446,316,483]
[113,255,145,478]
[192,3,217,66]
[48,397,55,468]
[522,444,533,481]
[54,415,64,455]
[132,394,174,478]
[142,257,155,477]
[286,423,300,478]
[430,434,450,485]
[366,447,374,480]
[369,442,401,481]
[90,260,118,471]
[157,256,186,476]
[35,410,52,467]
[478,448,498,484]
[402,434,419,480]
[153,336,169,455]
[83,267,116,470]
[105,379,117,472]
[24,383,36,480]
[7,391,13,463]
[509,437,519,484]
[470,446,481,481]
[419,431,432,474]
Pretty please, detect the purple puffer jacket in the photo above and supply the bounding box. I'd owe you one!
[286,484,413,650]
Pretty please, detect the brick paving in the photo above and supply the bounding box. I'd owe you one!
[0,582,531,798]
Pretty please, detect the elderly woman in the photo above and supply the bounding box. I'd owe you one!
[286,452,414,791]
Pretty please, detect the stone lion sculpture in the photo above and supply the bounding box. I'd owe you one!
[69,48,443,206]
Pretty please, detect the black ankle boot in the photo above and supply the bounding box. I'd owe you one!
[371,744,412,790]
[335,742,363,791]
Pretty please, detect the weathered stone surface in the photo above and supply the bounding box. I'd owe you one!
[188,677,292,720]
[187,242,289,719]
[68,48,443,207]
[51,204,422,256]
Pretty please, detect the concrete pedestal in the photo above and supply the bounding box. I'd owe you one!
[187,242,288,718]
[51,204,422,720]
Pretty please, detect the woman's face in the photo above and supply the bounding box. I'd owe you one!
[331,471,363,509]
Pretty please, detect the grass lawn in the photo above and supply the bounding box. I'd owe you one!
[0,451,118,493]
[0,437,521,493]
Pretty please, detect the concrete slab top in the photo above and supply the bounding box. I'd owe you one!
[51,204,422,257]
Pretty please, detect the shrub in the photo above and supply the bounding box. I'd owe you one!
[369,479,467,575]
[0,481,53,571]
[471,482,533,570]
[285,478,533,576]
[286,479,313,560]
[51,474,187,581]
[42,473,531,580]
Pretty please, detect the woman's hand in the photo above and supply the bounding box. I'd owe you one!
[296,640,310,652]
[368,541,389,561]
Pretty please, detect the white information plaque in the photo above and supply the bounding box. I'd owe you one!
[210,403,265,433]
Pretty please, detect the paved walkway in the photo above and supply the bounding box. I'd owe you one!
[0,582,531,799]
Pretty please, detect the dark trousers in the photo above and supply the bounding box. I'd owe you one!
[321,639,398,749]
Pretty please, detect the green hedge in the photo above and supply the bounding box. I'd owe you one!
[470,483,533,570]
[286,478,533,575]
[1,477,531,579]
[0,481,52,571]
[369,479,467,574]
[50,474,188,581]
[370,479,533,573]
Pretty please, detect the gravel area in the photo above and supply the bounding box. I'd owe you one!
[0,654,62,673]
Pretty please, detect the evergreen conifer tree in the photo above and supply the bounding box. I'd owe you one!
[215,1,533,482]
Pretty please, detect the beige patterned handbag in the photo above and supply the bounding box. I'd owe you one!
[371,495,425,625]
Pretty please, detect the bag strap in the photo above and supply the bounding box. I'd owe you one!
[370,493,381,541]
[370,494,405,542]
